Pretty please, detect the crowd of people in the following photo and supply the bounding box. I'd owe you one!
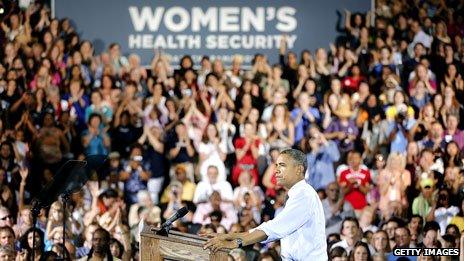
[1,0,464,260]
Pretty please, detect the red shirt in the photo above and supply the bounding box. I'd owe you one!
[234,137,260,165]
[339,168,371,210]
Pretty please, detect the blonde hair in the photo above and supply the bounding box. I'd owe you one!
[386,152,406,170]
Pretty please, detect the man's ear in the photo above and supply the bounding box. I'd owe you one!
[299,165,305,178]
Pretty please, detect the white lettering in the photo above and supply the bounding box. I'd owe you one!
[286,34,298,49]
[254,35,266,49]
[276,7,297,32]
[205,35,217,49]
[191,7,218,32]
[219,7,240,32]
[229,35,241,49]
[241,7,265,32]
[128,6,165,32]
[128,34,142,48]
[164,7,190,32]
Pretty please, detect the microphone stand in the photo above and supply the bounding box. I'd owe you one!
[59,192,71,260]
[31,201,41,261]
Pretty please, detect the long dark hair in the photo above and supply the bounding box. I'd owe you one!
[20,227,45,253]
[349,241,372,261]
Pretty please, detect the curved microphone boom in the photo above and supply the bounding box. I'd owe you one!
[153,207,188,236]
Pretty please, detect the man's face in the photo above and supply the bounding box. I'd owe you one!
[0,251,14,261]
[326,183,339,201]
[342,221,359,239]
[274,154,301,189]
[207,167,218,184]
[0,210,13,227]
[0,145,10,159]
[447,116,458,130]
[395,228,411,248]
[373,232,388,251]
[92,231,108,254]
[0,231,14,247]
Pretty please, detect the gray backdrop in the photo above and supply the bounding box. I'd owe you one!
[54,0,371,66]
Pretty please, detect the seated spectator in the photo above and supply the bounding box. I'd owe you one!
[444,113,464,149]
[348,241,371,261]
[193,165,233,204]
[160,164,196,204]
[0,245,15,260]
[0,226,15,249]
[233,170,264,210]
[322,182,355,236]
[193,191,237,231]
[331,217,361,254]
[412,178,436,221]
[372,230,390,255]
[77,228,120,260]
[432,188,459,234]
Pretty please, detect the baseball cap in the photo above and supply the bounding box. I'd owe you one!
[420,178,434,189]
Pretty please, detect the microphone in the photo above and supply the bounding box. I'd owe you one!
[153,207,188,235]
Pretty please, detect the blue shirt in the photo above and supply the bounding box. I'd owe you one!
[386,119,416,154]
[306,141,340,190]
[291,107,321,143]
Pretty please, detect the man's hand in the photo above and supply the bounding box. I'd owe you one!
[203,236,237,253]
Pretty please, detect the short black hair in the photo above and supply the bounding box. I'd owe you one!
[423,221,440,235]
[279,148,308,174]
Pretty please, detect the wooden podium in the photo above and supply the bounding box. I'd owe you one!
[140,225,230,261]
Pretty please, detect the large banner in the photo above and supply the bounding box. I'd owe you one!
[54,0,370,66]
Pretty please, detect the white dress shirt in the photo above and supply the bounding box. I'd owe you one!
[252,180,327,260]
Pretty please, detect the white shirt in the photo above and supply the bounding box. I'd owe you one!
[193,181,234,204]
[252,180,327,260]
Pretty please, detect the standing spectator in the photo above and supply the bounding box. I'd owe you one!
[119,147,150,206]
[81,113,110,156]
[291,92,321,144]
[198,124,227,182]
[325,96,358,158]
[304,126,340,190]
[338,151,371,216]
[167,122,196,182]
[232,122,261,185]
[377,153,411,220]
